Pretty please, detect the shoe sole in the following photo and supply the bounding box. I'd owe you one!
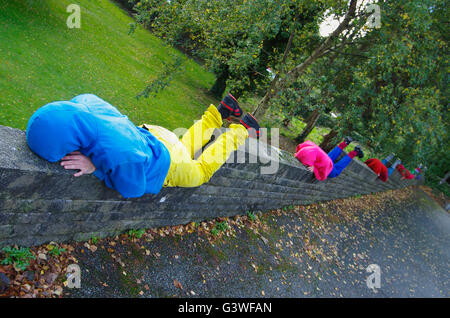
[222,94,243,117]
[240,113,260,138]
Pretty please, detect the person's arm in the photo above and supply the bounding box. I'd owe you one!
[104,162,147,198]
[93,168,105,180]
[61,152,147,197]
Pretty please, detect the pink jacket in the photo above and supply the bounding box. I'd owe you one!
[294,141,334,181]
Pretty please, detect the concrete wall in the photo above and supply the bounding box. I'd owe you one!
[0,125,419,247]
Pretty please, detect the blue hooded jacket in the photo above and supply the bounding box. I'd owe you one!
[26,94,171,198]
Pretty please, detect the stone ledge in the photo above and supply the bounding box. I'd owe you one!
[0,125,420,246]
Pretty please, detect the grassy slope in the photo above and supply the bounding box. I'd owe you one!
[0,0,216,130]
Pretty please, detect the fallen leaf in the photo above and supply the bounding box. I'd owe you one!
[173,279,183,290]
[43,273,58,285]
[52,286,63,296]
[259,235,269,245]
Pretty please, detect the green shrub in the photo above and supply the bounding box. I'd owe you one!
[1,246,35,271]
[247,211,257,222]
[47,245,67,257]
[128,229,146,239]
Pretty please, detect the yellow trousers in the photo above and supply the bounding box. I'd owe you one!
[140,105,248,187]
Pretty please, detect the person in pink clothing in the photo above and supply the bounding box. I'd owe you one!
[294,141,333,181]
[295,137,364,180]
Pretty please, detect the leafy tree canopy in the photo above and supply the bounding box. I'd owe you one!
[132,0,328,98]
[291,0,448,193]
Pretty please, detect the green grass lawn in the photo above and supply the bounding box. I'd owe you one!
[0,0,216,131]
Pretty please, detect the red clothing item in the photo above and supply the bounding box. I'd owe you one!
[396,164,406,175]
[404,170,415,179]
[294,141,334,181]
[338,141,348,150]
[365,158,388,182]
[347,150,358,159]
[396,164,415,179]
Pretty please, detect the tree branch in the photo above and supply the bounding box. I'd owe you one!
[323,47,370,59]
[283,0,358,87]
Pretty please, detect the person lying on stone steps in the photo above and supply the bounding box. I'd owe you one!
[364,158,388,182]
[294,137,364,180]
[414,164,424,180]
[26,94,260,198]
[396,164,415,180]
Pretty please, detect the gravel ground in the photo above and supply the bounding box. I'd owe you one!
[66,188,449,298]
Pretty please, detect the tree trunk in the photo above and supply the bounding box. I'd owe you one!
[253,90,272,119]
[210,69,229,98]
[319,129,338,152]
[252,30,296,119]
[295,109,320,143]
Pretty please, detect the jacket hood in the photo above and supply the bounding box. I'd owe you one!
[26,101,97,162]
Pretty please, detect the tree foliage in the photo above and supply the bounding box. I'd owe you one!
[247,0,448,193]
[305,0,448,193]
[132,0,325,98]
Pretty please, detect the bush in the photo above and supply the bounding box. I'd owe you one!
[1,246,36,271]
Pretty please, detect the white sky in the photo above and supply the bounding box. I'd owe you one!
[319,0,378,37]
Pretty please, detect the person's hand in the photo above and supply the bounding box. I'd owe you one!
[306,165,314,172]
[60,151,96,177]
